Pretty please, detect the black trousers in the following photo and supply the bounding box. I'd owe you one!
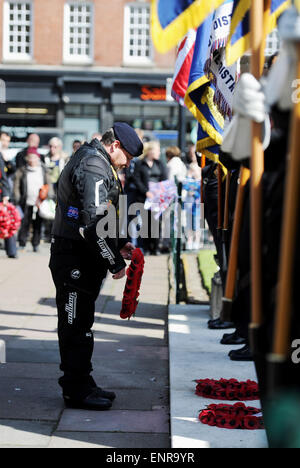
[49,237,108,398]
[18,205,43,247]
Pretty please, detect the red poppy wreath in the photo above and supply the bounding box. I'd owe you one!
[195,378,260,401]
[0,202,21,239]
[120,248,145,320]
[199,402,264,430]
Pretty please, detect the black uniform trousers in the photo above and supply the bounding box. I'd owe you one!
[49,236,108,399]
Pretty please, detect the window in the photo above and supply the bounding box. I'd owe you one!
[265,29,280,56]
[64,2,93,63]
[123,3,153,65]
[2,1,33,61]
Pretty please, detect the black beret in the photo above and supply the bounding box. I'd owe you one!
[113,122,144,157]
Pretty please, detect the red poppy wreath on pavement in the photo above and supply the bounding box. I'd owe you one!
[195,378,260,401]
[199,403,264,430]
[0,202,21,239]
[120,248,145,320]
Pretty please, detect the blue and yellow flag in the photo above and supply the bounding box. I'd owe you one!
[150,0,226,53]
[184,5,237,164]
[226,0,291,66]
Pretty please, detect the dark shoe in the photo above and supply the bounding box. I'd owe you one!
[229,344,253,361]
[33,246,39,252]
[208,318,235,329]
[63,389,112,410]
[220,331,246,345]
[8,254,18,259]
[92,386,116,402]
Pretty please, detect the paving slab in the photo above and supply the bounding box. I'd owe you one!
[48,432,170,449]
[90,371,169,390]
[0,247,170,448]
[0,377,63,420]
[57,409,169,433]
[168,304,269,449]
[0,362,60,380]
[0,420,54,448]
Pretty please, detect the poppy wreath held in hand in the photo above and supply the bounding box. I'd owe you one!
[0,202,21,239]
[195,378,260,401]
[199,402,264,430]
[120,248,145,320]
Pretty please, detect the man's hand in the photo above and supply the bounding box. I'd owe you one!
[120,242,135,260]
[112,267,126,280]
[2,196,9,205]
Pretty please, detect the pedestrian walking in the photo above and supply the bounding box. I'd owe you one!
[13,149,53,252]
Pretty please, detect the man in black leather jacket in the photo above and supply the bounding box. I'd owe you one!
[49,122,143,410]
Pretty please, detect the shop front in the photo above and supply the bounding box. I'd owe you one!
[0,69,194,155]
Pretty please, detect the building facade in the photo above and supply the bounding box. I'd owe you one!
[0,0,186,153]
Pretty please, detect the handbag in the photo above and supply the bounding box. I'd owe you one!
[38,199,56,220]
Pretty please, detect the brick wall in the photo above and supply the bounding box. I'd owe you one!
[0,0,175,69]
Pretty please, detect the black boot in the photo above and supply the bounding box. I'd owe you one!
[208,318,235,329]
[228,344,253,361]
[88,376,116,401]
[220,330,246,345]
[63,389,112,410]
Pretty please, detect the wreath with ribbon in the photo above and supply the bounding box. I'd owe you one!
[199,402,264,430]
[120,248,145,320]
[195,378,260,401]
[0,202,22,239]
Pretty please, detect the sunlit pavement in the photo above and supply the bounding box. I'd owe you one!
[0,243,170,448]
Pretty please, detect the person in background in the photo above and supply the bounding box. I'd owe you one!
[0,131,16,191]
[91,133,102,141]
[70,140,82,158]
[13,149,53,252]
[166,145,187,183]
[43,137,68,242]
[44,137,68,192]
[0,146,18,258]
[15,133,42,169]
[123,129,144,245]
[134,140,168,255]
[183,142,197,168]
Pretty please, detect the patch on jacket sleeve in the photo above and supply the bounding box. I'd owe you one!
[67,206,79,219]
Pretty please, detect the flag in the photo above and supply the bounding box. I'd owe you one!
[184,1,237,163]
[150,0,226,54]
[226,0,291,66]
[171,29,196,106]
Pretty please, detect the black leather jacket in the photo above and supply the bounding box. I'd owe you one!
[52,139,127,274]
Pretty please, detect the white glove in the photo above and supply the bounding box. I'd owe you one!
[233,73,267,123]
[221,114,271,161]
[265,41,297,111]
[221,73,270,160]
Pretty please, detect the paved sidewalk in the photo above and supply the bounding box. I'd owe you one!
[168,306,269,448]
[0,245,170,448]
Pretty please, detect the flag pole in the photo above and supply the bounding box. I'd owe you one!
[221,170,232,274]
[220,166,250,322]
[217,164,223,243]
[248,0,267,360]
[268,9,300,394]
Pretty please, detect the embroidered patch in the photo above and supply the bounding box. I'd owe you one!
[67,206,79,219]
[71,269,81,280]
[65,292,77,325]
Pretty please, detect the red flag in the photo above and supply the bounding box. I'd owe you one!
[171,29,196,106]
